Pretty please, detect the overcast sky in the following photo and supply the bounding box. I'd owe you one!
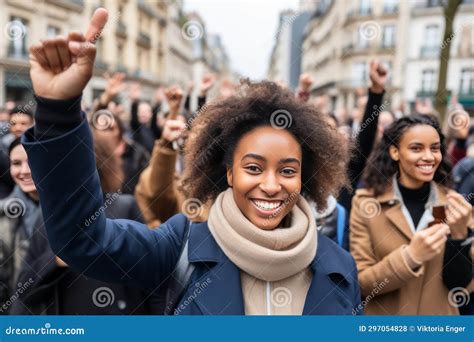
[184,0,299,80]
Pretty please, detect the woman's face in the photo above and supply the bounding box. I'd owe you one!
[10,144,38,196]
[389,124,442,189]
[227,126,302,230]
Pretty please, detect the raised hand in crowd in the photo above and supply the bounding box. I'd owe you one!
[29,9,108,100]
[299,73,313,92]
[165,85,184,119]
[161,119,187,144]
[93,72,126,112]
[368,60,387,94]
[199,73,216,96]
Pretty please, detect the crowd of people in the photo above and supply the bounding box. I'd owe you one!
[0,8,472,316]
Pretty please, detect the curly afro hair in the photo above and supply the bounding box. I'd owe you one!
[181,80,349,210]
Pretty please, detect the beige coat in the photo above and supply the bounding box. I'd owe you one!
[350,182,469,315]
[134,139,209,228]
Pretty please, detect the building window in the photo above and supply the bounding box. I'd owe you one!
[460,69,474,94]
[421,24,440,57]
[360,0,372,15]
[421,69,436,92]
[358,25,370,48]
[383,0,398,13]
[354,62,368,84]
[47,25,61,38]
[382,25,396,48]
[7,16,28,58]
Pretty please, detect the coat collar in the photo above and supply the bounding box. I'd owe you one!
[375,177,449,239]
[186,221,354,315]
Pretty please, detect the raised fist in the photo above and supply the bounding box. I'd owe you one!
[29,8,108,100]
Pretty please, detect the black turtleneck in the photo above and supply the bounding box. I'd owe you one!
[397,180,430,229]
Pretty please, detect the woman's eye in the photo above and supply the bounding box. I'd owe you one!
[281,168,296,175]
[431,146,440,152]
[410,147,421,152]
[245,165,261,173]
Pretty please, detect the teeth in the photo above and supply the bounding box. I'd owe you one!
[418,165,433,170]
[253,200,282,210]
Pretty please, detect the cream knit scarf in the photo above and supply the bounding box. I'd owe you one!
[208,188,317,282]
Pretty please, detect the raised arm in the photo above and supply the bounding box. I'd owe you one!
[24,8,185,290]
[348,61,387,190]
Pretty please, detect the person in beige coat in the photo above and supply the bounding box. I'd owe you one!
[350,114,473,315]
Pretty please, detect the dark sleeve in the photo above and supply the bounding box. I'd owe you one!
[130,100,140,131]
[184,94,191,112]
[442,233,473,290]
[22,103,188,290]
[347,90,384,190]
[197,95,206,112]
[34,95,82,139]
[151,104,162,140]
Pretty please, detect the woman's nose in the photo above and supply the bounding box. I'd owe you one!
[20,162,31,175]
[259,174,282,195]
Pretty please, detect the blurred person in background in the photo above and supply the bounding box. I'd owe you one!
[0,139,40,313]
[91,111,149,195]
[10,130,163,315]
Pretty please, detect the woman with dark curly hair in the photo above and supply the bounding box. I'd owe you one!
[350,114,473,315]
[22,9,362,315]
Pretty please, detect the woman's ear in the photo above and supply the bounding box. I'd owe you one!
[226,167,233,187]
[389,145,399,161]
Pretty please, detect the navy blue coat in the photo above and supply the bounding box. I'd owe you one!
[22,117,362,315]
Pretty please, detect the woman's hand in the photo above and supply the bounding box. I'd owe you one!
[29,8,108,100]
[446,191,472,240]
[407,223,450,264]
